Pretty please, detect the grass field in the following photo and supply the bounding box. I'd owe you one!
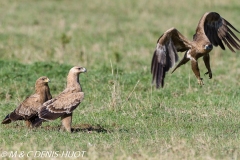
[0,0,240,159]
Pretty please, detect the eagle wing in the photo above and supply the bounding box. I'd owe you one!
[39,91,84,120]
[195,12,240,52]
[13,94,42,119]
[151,27,191,88]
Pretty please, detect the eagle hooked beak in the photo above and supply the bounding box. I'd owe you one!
[81,67,87,73]
[205,44,213,50]
[46,78,50,83]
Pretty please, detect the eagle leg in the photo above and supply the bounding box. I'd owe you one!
[60,113,73,132]
[191,59,204,85]
[203,53,212,79]
[25,120,32,128]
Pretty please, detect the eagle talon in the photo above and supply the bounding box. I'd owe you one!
[204,71,212,79]
[198,78,204,86]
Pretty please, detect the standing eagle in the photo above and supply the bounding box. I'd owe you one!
[32,66,87,132]
[151,12,240,88]
[2,76,52,127]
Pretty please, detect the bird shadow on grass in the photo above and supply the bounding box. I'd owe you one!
[40,123,109,133]
[42,124,131,133]
[1,123,109,133]
[71,123,109,133]
[1,122,135,134]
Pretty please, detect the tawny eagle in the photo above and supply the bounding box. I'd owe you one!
[2,76,52,127]
[151,12,240,88]
[32,66,87,132]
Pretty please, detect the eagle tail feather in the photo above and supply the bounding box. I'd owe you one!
[1,114,11,124]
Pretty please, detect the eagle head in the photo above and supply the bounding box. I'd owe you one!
[204,44,213,50]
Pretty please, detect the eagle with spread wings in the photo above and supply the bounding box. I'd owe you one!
[32,66,87,132]
[151,12,240,88]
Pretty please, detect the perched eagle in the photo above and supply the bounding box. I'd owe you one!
[2,76,52,127]
[151,12,240,88]
[32,66,87,132]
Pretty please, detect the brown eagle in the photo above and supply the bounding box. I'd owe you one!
[32,66,87,132]
[2,76,52,127]
[151,12,240,88]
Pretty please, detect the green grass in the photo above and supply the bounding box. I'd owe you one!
[0,0,240,159]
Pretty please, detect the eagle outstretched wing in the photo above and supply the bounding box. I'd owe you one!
[195,12,240,52]
[151,28,191,88]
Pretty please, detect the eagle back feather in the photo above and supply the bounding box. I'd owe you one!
[39,92,84,120]
[15,94,42,117]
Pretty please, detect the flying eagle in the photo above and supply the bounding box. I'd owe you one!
[2,76,52,127]
[151,12,240,88]
[32,66,87,132]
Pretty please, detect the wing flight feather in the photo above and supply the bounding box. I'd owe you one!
[196,12,240,52]
[151,28,191,88]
